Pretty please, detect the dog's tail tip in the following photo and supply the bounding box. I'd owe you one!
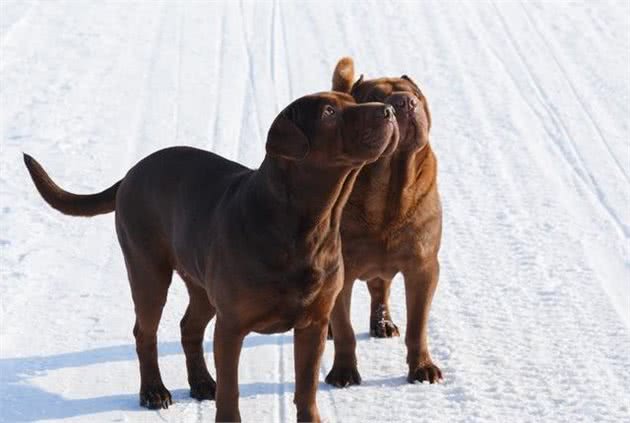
[332,57,356,93]
[23,153,120,217]
[336,56,354,68]
[23,152,33,165]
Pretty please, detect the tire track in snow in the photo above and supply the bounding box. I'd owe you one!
[278,0,294,102]
[519,1,629,185]
[443,3,630,419]
[207,2,226,154]
[236,0,265,165]
[1,4,174,421]
[482,3,629,324]
[124,4,168,165]
[471,6,600,226]
[491,1,629,239]
[206,1,249,161]
[172,1,183,148]
[269,0,278,88]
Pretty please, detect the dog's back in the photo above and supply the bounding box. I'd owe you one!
[114,146,251,279]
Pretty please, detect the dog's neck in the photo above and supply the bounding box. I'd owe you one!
[257,157,359,239]
[347,143,436,229]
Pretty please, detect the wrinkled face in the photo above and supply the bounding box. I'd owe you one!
[351,76,431,152]
[266,92,399,167]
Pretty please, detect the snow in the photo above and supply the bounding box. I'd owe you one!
[1,1,629,422]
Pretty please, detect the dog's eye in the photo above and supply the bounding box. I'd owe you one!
[322,105,336,119]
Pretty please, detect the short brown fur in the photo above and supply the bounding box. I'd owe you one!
[24,91,399,422]
[326,58,443,387]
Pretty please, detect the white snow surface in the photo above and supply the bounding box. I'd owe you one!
[1,1,629,422]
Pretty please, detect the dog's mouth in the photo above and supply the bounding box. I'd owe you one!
[359,120,396,151]
[407,118,420,145]
[394,113,423,150]
[381,123,401,156]
[360,131,386,149]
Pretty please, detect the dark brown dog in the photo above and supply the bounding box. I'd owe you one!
[326,58,443,387]
[24,91,398,422]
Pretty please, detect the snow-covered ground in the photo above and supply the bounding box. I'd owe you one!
[1,1,629,422]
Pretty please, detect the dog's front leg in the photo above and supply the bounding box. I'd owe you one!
[293,321,327,422]
[325,280,361,387]
[403,258,442,384]
[213,319,244,422]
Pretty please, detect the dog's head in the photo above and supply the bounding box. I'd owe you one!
[332,57,431,153]
[266,91,399,167]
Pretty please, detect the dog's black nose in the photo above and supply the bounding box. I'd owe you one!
[384,105,395,119]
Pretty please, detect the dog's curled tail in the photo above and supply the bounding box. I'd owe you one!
[332,57,355,93]
[23,153,120,217]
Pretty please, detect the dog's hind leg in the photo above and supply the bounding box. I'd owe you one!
[367,277,400,338]
[122,249,173,409]
[180,280,216,401]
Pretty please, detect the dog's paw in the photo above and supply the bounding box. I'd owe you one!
[190,379,216,401]
[370,304,400,338]
[325,365,362,388]
[407,362,443,384]
[370,318,400,338]
[139,383,173,409]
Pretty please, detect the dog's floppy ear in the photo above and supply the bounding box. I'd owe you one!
[401,74,421,92]
[402,74,431,131]
[332,57,355,93]
[350,74,364,94]
[266,113,309,160]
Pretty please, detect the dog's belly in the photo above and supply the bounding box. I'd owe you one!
[356,260,399,282]
[248,297,320,335]
[252,318,296,334]
[344,233,421,281]
[344,236,388,278]
[249,302,306,334]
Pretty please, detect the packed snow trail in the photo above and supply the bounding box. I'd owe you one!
[1,1,628,422]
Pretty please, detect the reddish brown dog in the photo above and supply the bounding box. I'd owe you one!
[326,58,443,387]
[24,92,399,422]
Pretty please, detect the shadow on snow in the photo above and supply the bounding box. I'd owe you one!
[0,332,404,422]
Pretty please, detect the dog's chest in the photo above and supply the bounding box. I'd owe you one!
[250,264,343,334]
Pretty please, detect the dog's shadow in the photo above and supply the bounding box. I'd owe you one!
[0,332,402,422]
